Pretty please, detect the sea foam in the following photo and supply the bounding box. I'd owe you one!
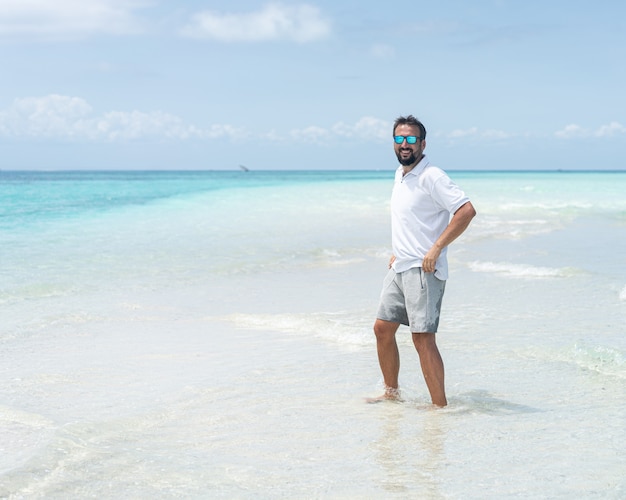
[569,344,626,379]
[219,312,374,349]
[468,261,578,278]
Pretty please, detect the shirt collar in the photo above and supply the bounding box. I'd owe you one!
[397,155,430,178]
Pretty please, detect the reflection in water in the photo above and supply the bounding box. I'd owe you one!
[368,390,540,496]
[447,390,542,416]
[371,402,445,497]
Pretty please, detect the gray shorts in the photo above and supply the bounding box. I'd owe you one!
[376,267,446,333]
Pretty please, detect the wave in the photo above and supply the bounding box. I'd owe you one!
[513,342,626,381]
[0,405,55,429]
[465,216,562,241]
[468,261,579,278]
[620,285,626,301]
[218,312,375,349]
[568,344,626,379]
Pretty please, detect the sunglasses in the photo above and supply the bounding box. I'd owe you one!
[394,135,421,144]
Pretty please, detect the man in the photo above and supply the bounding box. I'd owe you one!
[373,115,476,407]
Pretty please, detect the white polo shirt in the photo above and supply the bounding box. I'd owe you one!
[390,155,470,280]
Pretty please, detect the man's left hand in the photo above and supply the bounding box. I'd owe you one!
[422,246,441,273]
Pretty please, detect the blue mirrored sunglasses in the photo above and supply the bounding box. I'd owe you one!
[394,135,420,144]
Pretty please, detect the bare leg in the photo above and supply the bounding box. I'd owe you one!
[412,332,447,407]
[372,319,402,400]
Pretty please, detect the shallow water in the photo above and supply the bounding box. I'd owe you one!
[1,170,625,498]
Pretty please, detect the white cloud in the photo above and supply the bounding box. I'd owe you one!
[287,117,389,144]
[556,122,626,139]
[448,127,478,139]
[289,126,329,143]
[445,127,512,141]
[0,0,148,39]
[95,110,202,140]
[261,129,284,142]
[333,117,389,140]
[0,94,240,141]
[481,129,511,139]
[1,100,388,145]
[181,3,331,43]
[0,95,94,137]
[555,124,587,139]
[594,121,626,137]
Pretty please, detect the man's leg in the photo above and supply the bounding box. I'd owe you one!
[373,319,401,399]
[412,332,447,407]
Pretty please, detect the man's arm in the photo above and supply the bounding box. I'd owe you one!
[422,201,476,273]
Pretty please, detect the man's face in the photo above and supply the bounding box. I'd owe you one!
[393,124,426,167]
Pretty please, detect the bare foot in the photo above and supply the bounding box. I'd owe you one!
[364,386,403,404]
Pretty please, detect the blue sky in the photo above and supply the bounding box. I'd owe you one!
[1,0,625,170]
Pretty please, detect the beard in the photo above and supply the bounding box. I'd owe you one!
[396,149,418,166]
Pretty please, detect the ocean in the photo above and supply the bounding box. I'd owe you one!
[1,169,625,498]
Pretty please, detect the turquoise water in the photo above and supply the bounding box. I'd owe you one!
[0,170,389,227]
[1,170,625,498]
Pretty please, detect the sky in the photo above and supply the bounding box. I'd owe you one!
[0,0,625,170]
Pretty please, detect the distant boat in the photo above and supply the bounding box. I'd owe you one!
[239,165,249,172]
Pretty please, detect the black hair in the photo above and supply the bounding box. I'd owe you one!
[393,115,426,140]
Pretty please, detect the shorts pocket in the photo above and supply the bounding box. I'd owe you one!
[382,269,396,290]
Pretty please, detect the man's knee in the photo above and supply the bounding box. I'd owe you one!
[374,319,398,341]
[412,332,437,352]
